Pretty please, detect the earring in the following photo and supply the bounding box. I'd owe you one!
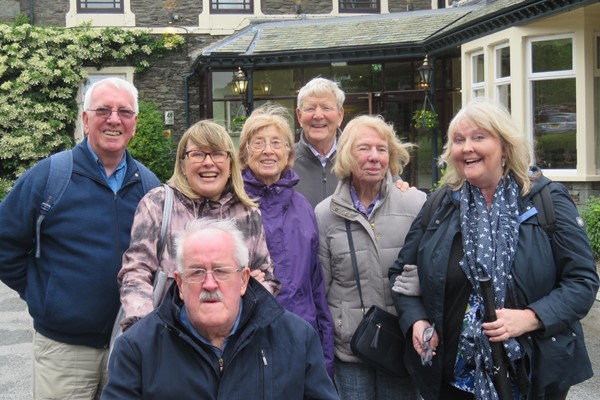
[501,157,506,168]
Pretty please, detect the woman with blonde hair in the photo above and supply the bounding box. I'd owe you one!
[118,120,278,330]
[315,114,425,400]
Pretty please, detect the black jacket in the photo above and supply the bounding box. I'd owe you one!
[102,279,339,400]
[389,176,599,399]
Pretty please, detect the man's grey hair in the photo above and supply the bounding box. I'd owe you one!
[83,77,139,113]
[175,218,249,273]
[297,77,345,110]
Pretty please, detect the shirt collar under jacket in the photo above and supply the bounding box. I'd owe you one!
[350,181,381,219]
[179,299,244,358]
[307,137,337,168]
[86,140,127,193]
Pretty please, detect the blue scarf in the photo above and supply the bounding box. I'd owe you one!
[453,175,524,399]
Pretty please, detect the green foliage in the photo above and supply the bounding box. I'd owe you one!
[128,100,175,183]
[230,115,247,133]
[0,22,184,196]
[412,110,439,129]
[581,195,600,260]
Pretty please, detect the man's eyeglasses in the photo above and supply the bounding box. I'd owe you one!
[248,138,287,151]
[184,150,230,164]
[183,267,244,284]
[88,107,136,120]
[421,323,435,366]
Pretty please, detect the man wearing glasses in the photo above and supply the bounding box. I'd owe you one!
[0,78,159,399]
[102,218,338,400]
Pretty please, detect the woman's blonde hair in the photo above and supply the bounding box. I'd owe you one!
[237,104,295,170]
[168,120,256,207]
[439,98,534,195]
[333,114,413,180]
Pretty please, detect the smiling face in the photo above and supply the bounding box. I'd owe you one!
[350,126,389,191]
[247,125,290,186]
[296,92,344,154]
[182,140,231,201]
[175,228,250,343]
[82,83,137,160]
[450,118,505,194]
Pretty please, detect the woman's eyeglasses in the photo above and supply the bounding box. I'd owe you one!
[184,150,230,164]
[248,138,287,151]
[421,323,435,366]
[88,107,136,120]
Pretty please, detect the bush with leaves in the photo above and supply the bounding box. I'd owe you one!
[128,100,175,183]
[580,195,600,260]
[0,19,184,198]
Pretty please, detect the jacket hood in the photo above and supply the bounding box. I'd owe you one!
[242,167,299,195]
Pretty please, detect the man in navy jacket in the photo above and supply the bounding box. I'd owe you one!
[0,78,159,399]
[102,218,338,400]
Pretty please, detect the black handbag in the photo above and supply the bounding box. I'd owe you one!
[344,220,408,377]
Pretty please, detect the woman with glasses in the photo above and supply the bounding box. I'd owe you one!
[389,99,598,400]
[117,120,279,331]
[315,114,426,400]
[237,105,335,377]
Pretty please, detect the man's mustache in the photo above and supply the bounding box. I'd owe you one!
[199,291,223,302]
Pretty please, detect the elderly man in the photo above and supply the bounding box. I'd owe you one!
[294,77,345,208]
[102,218,339,400]
[0,77,159,399]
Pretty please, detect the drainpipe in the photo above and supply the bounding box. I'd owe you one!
[183,70,195,129]
[29,0,35,24]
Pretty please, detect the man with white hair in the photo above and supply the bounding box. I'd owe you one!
[102,218,338,400]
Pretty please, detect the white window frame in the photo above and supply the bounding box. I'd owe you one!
[494,43,511,111]
[471,51,485,98]
[66,0,135,27]
[527,33,576,174]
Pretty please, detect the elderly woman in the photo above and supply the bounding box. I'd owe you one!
[117,120,279,330]
[389,100,599,400]
[238,105,335,376]
[315,114,425,400]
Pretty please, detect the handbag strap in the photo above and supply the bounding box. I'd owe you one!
[345,219,366,315]
[157,184,174,263]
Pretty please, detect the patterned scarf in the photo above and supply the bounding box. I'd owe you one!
[454,175,523,399]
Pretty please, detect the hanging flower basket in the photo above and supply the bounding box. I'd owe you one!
[412,110,439,130]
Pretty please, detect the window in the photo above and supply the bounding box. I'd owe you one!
[78,0,123,13]
[595,35,600,174]
[529,36,576,170]
[495,44,511,111]
[211,0,253,13]
[339,0,380,13]
[471,51,485,98]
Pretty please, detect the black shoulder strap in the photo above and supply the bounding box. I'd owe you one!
[35,150,73,258]
[532,184,555,239]
[421,186,447,230]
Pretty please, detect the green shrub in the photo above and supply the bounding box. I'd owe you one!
[581,195,600,260]
[128,99,175,183]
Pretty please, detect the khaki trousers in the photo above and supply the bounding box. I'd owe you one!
[33,331,108,400]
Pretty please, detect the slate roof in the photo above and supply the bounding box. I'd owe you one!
[193,0,597,67]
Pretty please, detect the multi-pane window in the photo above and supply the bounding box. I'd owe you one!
[530,35,576,170]
[339,0,380,13]
[495,44,511,111]
[211,0,253,13]
[471,52,485,98]
[77,0,123,13]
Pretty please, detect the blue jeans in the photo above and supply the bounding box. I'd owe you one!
[334,358,419,400]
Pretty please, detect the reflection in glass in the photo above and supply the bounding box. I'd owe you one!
[532,38,572,73]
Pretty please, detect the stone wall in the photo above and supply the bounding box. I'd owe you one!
[19,0,67,26]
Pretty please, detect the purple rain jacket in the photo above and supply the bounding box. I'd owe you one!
[243,167,335,375]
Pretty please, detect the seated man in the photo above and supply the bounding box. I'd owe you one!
[102,218,338,400]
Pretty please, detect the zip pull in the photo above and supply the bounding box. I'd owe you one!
[261,349,268,366]
[370,324,382,349]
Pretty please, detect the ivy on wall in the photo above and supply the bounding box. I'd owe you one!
[0,19,184,197]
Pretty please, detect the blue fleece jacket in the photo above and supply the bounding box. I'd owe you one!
[0,139,159,348]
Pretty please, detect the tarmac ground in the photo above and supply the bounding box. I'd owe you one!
[0,281,599,399]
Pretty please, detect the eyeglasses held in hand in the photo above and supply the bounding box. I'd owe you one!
[183,267,244,284]
[184,150,230,164]
[88,107,136,119]
[421,323,435,366]
[248,138,287,151]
